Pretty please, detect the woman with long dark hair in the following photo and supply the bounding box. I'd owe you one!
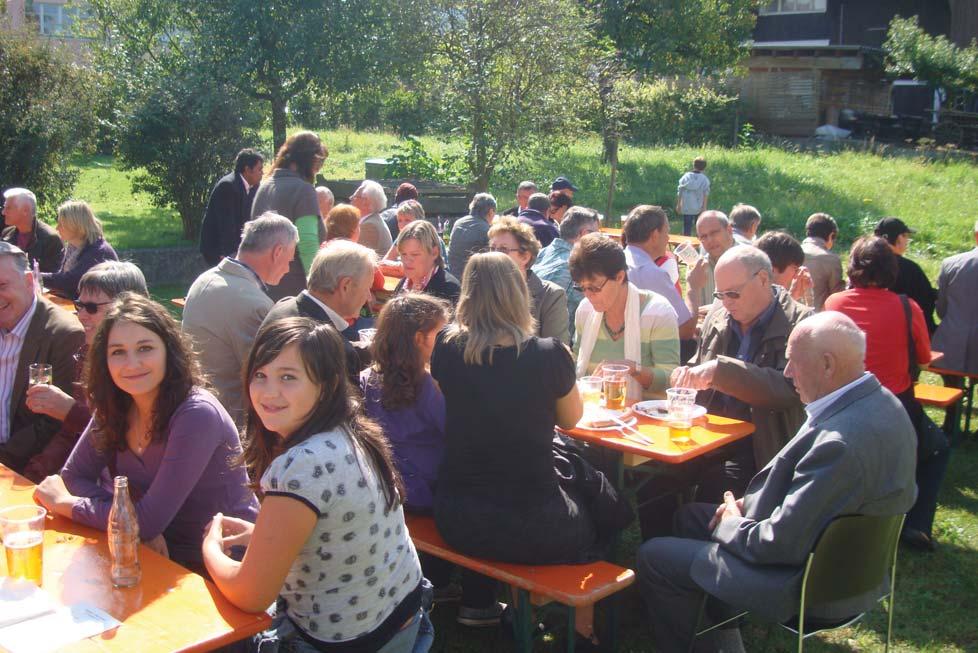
[33,293,257,570]
[203,317,432,653]
[251,130,327,301]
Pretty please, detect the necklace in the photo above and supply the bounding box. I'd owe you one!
[603,315,625,339]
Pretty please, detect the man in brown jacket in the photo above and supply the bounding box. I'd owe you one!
[672,245,811,495]
[0,243,84,473]
[801,212,845,310]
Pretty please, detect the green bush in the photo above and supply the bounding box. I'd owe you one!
[115,62,262,240]
[614,78,739,147]
[0,30,98,217]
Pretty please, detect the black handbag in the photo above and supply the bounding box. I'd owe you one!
[900,295,949,460]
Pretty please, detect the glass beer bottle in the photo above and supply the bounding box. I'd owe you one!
[108,476,141,587]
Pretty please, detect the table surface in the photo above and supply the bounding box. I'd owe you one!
[0,466,270,652]
[560,409,754,466]
[599,227,701,249]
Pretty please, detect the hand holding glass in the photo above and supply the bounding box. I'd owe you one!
[673,242,700,266]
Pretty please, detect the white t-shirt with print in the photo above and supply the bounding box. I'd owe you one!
[261,427,422,643]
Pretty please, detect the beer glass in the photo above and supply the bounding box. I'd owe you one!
[0,505,46,586]
[601,365,630,410]
[577,376,603,406]
[666,387,698,446]
[673,242,700,266]
[358,329,377,345]
[29,363,52,387]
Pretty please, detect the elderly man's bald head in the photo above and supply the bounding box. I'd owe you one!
[785,311,866,404]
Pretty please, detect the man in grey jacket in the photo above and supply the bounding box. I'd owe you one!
[637,311,918,652]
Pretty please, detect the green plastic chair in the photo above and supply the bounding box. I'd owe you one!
[688,513,906,653]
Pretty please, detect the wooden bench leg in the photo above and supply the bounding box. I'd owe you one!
[566,605,576,653]
[606,594,621,653]
[511,588,534,653]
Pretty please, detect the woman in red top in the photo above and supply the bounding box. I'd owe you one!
[825,236,948,551]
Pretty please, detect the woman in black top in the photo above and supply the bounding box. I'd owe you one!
[431,252,594,564]
[393,220,460,306]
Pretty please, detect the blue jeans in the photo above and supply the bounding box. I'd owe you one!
[251,606,434,653]
[377,609,434,653]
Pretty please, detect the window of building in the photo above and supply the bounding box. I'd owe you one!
[32,2,81,37]
[760,0,827,15]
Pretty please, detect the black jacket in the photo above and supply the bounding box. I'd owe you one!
[893,255,937,335]
[199,172,255,267]
[394,266,460,306]
[1,218,64,273]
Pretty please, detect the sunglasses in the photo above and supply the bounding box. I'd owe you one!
[488,245,525,255]
[73,300,113,315]
[712,270,761,301]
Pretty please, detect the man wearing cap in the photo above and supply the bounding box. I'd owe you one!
[518,193,558,247]
[551,176,578,199]
[380,182,419,242]
[503,180,537,217]
[875,217,937,334]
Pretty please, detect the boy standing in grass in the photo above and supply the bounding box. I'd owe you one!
[676,157,710,236]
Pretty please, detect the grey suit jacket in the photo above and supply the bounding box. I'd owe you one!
[690,374,917,622]
[182,259,272,427]
[931,247,978,374]
[358,212,394,259]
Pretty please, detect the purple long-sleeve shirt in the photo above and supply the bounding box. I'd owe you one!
[61,388,258,568]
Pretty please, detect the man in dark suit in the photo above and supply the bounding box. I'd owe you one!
[637,311,918,652]
[0,243,85,473]
[198,149,265,266]
[1,188,64,273]
[260,239,375,384]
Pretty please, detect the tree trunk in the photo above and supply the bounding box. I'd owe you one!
[271,95,288,154]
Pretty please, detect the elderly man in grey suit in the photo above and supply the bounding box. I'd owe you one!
[182,213,298,426]
[637,311,918,653]
[931,221,978,430]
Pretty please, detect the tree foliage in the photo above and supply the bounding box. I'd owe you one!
[0,30,98,217]
[114,61,261,240]
[590,0,758,76]
[424,0,598,191]
[884,15,978,95]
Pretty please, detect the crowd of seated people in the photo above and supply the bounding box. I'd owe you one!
[6,145,974,653]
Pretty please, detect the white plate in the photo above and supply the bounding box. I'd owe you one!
[633,400,707,421]
[577,407,637,431]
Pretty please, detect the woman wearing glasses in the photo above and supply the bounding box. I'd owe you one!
[42,200,119,299]
[392,220,460,305]
[488,217,569,343]
[34,293,258,571]
[22,262,147,482]
[570,233,680,401]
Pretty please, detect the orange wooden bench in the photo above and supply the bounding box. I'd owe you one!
[404,514,634,653]
[923,365,977,435]
[915,382,966,438]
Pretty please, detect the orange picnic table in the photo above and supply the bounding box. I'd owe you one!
[0,465,270,652]
[559,408,754,488]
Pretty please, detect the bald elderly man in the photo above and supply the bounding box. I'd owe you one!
[637,311,918,653]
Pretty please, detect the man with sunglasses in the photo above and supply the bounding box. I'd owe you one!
[0,242,84,474]
[635,246,812,540]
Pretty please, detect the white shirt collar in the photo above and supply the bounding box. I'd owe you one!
[239,174,252,194]
[804,372,873,423]
[304,292,349,332]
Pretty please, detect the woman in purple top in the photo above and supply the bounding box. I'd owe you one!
[42,200,119,299]
[359,293,449,511]
[34,294,258,572]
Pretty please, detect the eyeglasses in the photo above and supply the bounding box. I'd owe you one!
[73,300,113,315]
[488,245,524,255]
[712,270,761,301]
[573,277,611,294]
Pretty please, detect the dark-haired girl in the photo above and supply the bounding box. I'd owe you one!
[360,294,448,511]
[34,293,257,570]
[203,317,431,653]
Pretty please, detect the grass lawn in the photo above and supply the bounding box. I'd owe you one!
[75,130,978,280]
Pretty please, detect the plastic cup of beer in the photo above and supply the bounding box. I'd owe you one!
[0,505,46,586]
[577,376,603,406]
[358,329,377,345]
[601,365,630,410]
[673,242,700,266]
[28,363,52,387]
[666,387,698,446]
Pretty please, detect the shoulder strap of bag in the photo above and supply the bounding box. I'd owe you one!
[899,294,920,382]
